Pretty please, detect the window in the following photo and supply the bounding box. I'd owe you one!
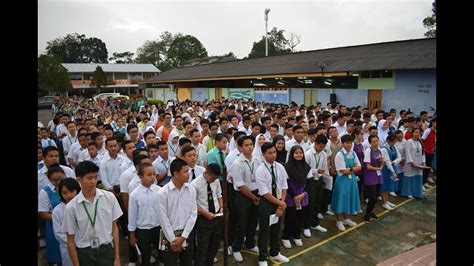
[381,70,393,78]
[361,71,370,78]
[106,73,114,80]
[370,70,382,79]
[83,73,93,80]
[114,72,128,80]
[69,73,82,80]
[146,89,154,99]
[130,73,142,80]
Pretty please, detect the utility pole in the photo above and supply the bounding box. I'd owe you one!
[265,8,270,56]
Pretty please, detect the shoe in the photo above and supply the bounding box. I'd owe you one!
[364,215,371,223]
[389,192,397,197]
[150,256,156,263]
[317,213,324,219]
[365,198,369,203]
[256,223,260,231]
[303,229,311,238]
[358,209,364,214]
[281,239,292,249]
[128,263,136,266]
[227,246,233,256]
[424,183,433,188]
[232,252,243,262]
[311,225,328,233]
[247,246,259,253]
[427,177,435,183]
[408,195,414,199]
[270,253,290,263]
[39,238,46,248]
[377,196,382,201]
[326,210,335,215]
[292,238,303,247]
[336,221,346,231]
[124,235,129,240]
[387,201,396,208]
[422,187,427,192]
[382,203,394,210]
[214,257,218,263]
[258,261,268,266]
[343,219,357,227]
[370,212,379,220]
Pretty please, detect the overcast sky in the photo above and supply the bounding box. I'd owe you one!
[38,0,434,60]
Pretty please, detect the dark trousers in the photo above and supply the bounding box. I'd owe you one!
[321,188,330,213]
[163,231,194,266]
[128,230,138,263]
[357,174,365,200]
[221,180,236,246]
[136,227,160,266]
[283,206,307,240]
[76,243,114,266]
[304,179,322,228]
[365,184,381,216]
[232,191,259,251]
[258,197,281,261]
[195,216,223,266]
[423,153,434,184]
[113,185,128,237]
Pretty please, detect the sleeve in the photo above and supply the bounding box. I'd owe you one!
[119,172,129,193]
[392,146,402,165]
[38,190,51,212]
[110,192,123,221]
[279,165,289,190]
[52,206,67,245]
[364,148,371,164]
[157,189,176,242]
[65,167,76,179]
[304,151,312,167]
[62,138,69,154]
[321,155,329,175]
[99,161,112,190]
[67,146,75,160]
[230,161,245,188]
[405,141,414,164]
[382,149,395,173]
[421,128,431,141]
[63,204,78,235]
[206,152,218,165]
[334,153,346,172]
[216,180,222,199]
[256,167,269,196]
[353,154,361,167]
[127,193,138,231]
[182,187,198,239]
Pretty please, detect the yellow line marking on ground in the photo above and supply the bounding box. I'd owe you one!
[272,186,437,265]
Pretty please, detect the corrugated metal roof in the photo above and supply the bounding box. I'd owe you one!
[147,38,435,82]
[61,63,160,73]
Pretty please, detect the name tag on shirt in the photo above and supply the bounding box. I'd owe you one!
[276,188,282,200]
[91,238,100,249]
[376,170,381,177]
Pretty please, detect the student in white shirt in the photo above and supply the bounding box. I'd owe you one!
[181,145,205,182]
[153,141,175,186]
[238,115,252,135]
[157,158,197,265]
[63,161,123,266]
[267,124,279,143]
[82,141,103,166]
[128,154,154,194]
[38,146,76,195]
[284,124,293,142]
[362,126,378,152]
[332,113,347,136]
[394,130,407,193]
[52,178,81,266]
[120,140,137,173]
[39,165,66,265]
[62,121,78,166]
[190,163,224,266]
[78,132,107,162]
[128,163,161,266]
[68,132,89,169]
[40,127,58,149]
[255,142,290,265]
[285,125,310,158]
[190,128,207,167]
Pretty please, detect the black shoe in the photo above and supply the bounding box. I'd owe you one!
[370,212,379,220]
[364,215,371,223]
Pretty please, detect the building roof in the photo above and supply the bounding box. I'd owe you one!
[147,38,435,83]
[62,63,160,73]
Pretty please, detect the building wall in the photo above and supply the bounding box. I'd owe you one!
[316,89,367,107]
[289,88,305,105]
[191,88,208,102]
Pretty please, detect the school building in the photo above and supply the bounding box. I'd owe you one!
[62,63,160,97]
[141,38,435,114]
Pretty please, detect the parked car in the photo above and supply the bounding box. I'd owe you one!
[93,93,129,102]
[38,96,55,109]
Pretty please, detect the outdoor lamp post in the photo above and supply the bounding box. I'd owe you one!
[265,8,270,56]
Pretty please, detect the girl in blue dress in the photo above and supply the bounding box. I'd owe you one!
[380,134,401,210]
[330,134,362,231]
[401,128,426,199]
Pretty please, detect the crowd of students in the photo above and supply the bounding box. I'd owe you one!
[38,97,436,266]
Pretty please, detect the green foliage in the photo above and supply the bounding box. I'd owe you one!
[38,54,72,94]
[423,2,436,38]
[147,99,164,106]
[46,33,108,63]
[248,27,293,58]
[91,66,107,94]
[109,51,134,63]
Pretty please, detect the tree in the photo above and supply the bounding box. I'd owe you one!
[247,27,294,58]
[109,51,135,63]
[287,33,301,52]
[91,66,107,94]
[38,54,72,95]
[46,33,109,63]
[423,1,436,38]
[167,35,208,68]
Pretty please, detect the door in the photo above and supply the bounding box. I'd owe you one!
[177,88,190,101]
[367,89,382,112]
[215,88,222,99]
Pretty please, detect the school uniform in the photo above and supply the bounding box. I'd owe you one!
[207,147,227,182]
[202,135,216,152]
[394,139,407,192]
[380,143,401,193]
[223,148,241,249]
[353,142,366,199]
[230,155,261,253]
[63,188,123,266]
[38,160,45,170]
[67,142,82,165]
[52,202,74,266]
[41,138,57,149]
[188,165,205,183]
[285,139,310,156]
[84,154,103,167]
[401,139,425,198]
[193,143,207,167]
[330,149,361,214]
[62,134,78,165]
[255,160,289,262]
[120,157,134,173]
[78,147,107,163]
[304,148,328,229]
[38,183,62,264]
[38,165,76,194]
[190,175,223,266]
[332,122,347,137]
[363,147,384,216]
[157,181,197,266]
[128,183,161,266]
[152,156,175,186]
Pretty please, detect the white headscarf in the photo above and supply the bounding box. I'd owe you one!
[167,130,180,158]
[150,105,159,124]
[252,133,265,159]
[377,119,389,147]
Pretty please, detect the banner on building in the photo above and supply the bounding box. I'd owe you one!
[255,88,289,104]
[229,88,254,100]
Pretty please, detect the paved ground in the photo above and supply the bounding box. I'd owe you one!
[377,242,436,266]
[38,186,436,265]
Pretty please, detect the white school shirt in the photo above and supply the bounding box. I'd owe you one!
[190,175,222,213]
[193,143,207,167]
[238,125,252,135]
[285,139,310,159]
[230,155,261,192]
[67,142,82,164]
[38,183,58,213]
[335,149,361,176]
[333,122,347,136]
[278,125,285,136]
[38,165,76,194]
[381,144,402,174]
[63,189,123,248]
[188,165,205,183]
[62,134,78,156]
[255,160,289,199]
[305,148,329,179]
[394,139,407,174]
[119,166,137,193]
[128,184,161,231]
[264,131,272,142]
[153,156,175,177]
[120,157,134,173]
[56,124,68,138]
[78,147,107,163]
[41,138,57,149]
[52,202,75,266]
[84,154,103,167]
[157,181,197,242]
[99,154,128,190]
[224,149,241,183]
[421,128,435,141]
[403,139,426,177]
[284,135,293,142]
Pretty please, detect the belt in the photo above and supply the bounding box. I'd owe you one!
[77,242,112,250]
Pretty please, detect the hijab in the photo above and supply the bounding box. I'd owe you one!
[273,135,287,165]
[252,133,265,159]
[377,119,389,147]
[284,145,311,187]
[167,130,180,158]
